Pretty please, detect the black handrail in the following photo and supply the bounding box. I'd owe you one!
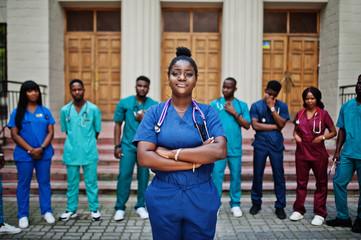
[339,84,356,105]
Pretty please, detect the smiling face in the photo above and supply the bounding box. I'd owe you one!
[304,92,317,110]
[168,60,197,98]
[26,89,40,103]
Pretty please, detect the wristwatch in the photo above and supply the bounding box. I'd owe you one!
[114,145,121,149]
[41,145,46,151]
[270,107,275,112]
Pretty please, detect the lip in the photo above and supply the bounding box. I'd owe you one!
[176,84,187,88]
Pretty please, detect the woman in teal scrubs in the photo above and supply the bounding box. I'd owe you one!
[8,81,56,228]
[133,47,227,240]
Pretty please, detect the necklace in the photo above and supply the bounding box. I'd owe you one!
[173,106,188,113]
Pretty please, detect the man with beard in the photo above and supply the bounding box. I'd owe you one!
[59,79,102,222]
[113,76,158,221]
[326,75,361,233]
[210,77,250,217]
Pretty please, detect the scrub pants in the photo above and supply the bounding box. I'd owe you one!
[145,177,220,240]
[212,156,242,207]
[0,175,4,224]
[15,159,52,218]
[293,158,328,217]
[251,147,286,208]
[115,144,149,211]
[66,162,99,212]
[333,156,361,219]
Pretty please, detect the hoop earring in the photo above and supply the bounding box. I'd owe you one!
[192,86,198,99]
[166,86,172,98]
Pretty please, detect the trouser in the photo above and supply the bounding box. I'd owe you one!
[293,158,328,217]
[115,144,149,211]
[212,156,242,207]
[146,177,220,240]
[0,175,3,224]
[66,163,99,212]
[15,159,52,218]
[333,156,361,219]
[251,147,286,208]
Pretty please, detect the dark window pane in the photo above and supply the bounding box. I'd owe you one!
[164,11,190,32]
[97,11,121,32]
[0,24,5,47]
[67,11,93,32]
[290,12,317,33]
[264,12,287,33]
[193,11,219,32]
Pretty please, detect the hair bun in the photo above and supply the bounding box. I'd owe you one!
[176,47,192,57]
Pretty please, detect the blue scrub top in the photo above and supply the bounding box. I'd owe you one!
[8,106,56,162]
[210,97,250,157]
[113,95,158,150]
[61,101,101,165]
[250,99,290,152]
[336,98,361,159]
[133,101,226,186]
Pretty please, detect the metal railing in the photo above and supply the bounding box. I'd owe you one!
[340,84,356,105]
[0,80,47,142]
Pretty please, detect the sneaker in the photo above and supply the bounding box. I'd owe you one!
[326,217,352,227]
[135,207,149,219]
[18,217,29,229]
[59,211,77,222]
[249,204,261,215]
[91,211,101,221]
[289,211,304,221]
[311,215,325,226]
[113,210,125,221]
[231,206,243,218]
[44,212,55,224]
[275,208,286,219]
[352,217,361,233]
[0,223,21,235]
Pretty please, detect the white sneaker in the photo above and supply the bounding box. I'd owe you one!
[44,212,55,224]
[311,215,325,226]
[59,211,77,222]
[18,217,29,229]
[289,211,304,221]
[231,206,243,218]
[135,207,149,219]
[91,211,101,221]
[0,223,21,235]
[113,210,125,221]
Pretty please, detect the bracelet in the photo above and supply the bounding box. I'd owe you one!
[192,163,195,173]
[174,148,182,161]
[114,145,121,149]
[236,113,241,119]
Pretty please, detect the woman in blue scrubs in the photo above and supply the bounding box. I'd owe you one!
[290,87,336,226]
[8,81,55,228]
[133,47,227,240]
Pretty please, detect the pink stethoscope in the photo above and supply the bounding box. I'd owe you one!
[295,107,322,134]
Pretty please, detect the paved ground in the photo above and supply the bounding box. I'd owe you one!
[1,194,360,240]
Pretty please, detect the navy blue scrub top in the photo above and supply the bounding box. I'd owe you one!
[133,101,226,186]
[249,99,290,152]
[8,106,56,161]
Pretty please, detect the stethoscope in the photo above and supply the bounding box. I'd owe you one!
[28,106,49,120]
[66,101,88,127]
[295,107,322,134]
[329,158,340,180]
[133,97,147,117]
[216,98,241,112]
[261,101,280,123]
[154,98,210,142]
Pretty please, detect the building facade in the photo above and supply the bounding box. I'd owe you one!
[0,0,360,121]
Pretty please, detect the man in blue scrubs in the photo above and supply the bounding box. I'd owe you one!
[210,77,250,217]
[249,80,289,219]
[326,75,361,233]
[113,76,157,221]
[59,79,102,222]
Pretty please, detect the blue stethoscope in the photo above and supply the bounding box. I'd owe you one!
[154,98,210,142]
[66,101,88,127]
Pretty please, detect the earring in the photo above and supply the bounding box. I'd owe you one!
[166,86,172,98]
[192,86,198,99]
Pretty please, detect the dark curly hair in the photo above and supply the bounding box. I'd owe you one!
[167,47,198,78]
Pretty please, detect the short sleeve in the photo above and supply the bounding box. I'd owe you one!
[205,106,225,139]
[60,107,67,132]
[323,110,334,129]
[279,102,290,120]
[7,109,17,128]
[94,107,102,133]
[293,110,301,124]
[336,103,345,129]
[45,107,56,125]
[249,103,258,119]
[113,100,125,122]
[240,101,251,123]
[132,105,158,146]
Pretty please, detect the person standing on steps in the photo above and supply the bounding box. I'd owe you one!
[210,77,250,218]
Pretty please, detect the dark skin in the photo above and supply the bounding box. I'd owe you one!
[137,60,227,171]
[222,79,250,130]
[333,77,361,163]
[10,89,54,159]
[251,88,288,132]
[293,92,336,143]
[114,80,150,159]
[0,148,4,227]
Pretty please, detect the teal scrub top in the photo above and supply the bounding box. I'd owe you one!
[113,95,158,151]
[336,98,361,159]
[61,101,102,165]
[210,97,251,157]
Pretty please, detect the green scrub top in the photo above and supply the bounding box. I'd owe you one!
[336,98,361,160]
[114,95,158,151]
[61,101,102,165]
[210,97,251,157]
